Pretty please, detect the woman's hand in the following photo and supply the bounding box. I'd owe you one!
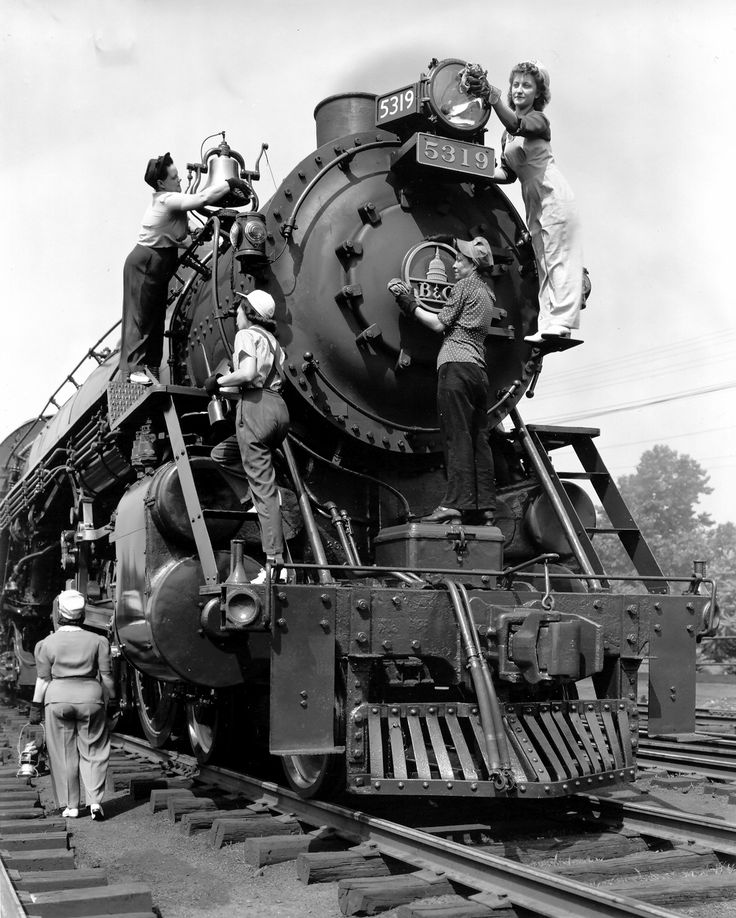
[28,702,43,725]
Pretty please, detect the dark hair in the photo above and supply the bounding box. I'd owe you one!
[507,61,551,111]
[144,152,174,190]
[239,302,278,335]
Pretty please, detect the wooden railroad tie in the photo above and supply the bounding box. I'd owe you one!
[129,775,194,800]
[338,869,455,916]
[179,802,270,836]
[17,881,153,917]
[210,813,301,849]
[606,871,736,907]
[549,844,719,883]
[244,827,346,867]
[9,867,108,893]
[297,844,396,884]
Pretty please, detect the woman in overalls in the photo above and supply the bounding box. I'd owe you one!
[467,61,584,343]
[208,290,290,580]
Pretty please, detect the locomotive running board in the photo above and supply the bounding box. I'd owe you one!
[347,699,636,797]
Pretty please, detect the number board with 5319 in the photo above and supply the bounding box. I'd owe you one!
[375,84,419,125]
[416,132,494,180]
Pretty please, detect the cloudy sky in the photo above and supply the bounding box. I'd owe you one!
[2,0,735,527]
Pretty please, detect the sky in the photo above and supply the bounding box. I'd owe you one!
[2,0,735,528]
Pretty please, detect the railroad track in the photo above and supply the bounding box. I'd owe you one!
[4,705,736,918]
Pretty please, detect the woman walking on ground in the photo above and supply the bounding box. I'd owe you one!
[467,60,584,343]
[29,590,116,820]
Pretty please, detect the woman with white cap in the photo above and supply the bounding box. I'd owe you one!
[208,290,290,579]
[28,589,115,820]
[466,61,584,343]
[388,238,497,525]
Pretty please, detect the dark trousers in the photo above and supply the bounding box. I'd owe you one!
[437,362,496,512]
[211,390,290,559]
[119,244,179,377]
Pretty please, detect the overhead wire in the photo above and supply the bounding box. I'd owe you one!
[537,379,736,425]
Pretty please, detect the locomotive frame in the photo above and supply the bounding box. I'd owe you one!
[0,58,719,800]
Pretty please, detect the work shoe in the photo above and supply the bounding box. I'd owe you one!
[422,506,461,523]
[250,565,288,585]
[62,807,79,818]
[129,370,153,386]
[90,804,105,821]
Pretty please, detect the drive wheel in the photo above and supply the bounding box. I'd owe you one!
[281,752,344,798]
[185,695,220,764]
[133,671,178,748]
[281,686,345,799]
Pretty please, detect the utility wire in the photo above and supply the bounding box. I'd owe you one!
[538,380,736,425]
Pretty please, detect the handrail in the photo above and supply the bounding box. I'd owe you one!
[6,319,122,464]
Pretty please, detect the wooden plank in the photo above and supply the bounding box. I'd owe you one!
[0,818,66,835]
[167,797,217,823]
[297,849,391,884]
[338,871,454,916]
[148,789,195,814]
[129,776,193,801]
[18,881,152,917]
[605,872,736,905]
[0,807,45,820]
[479,830,647,863]
[180,806,267,836]
[550,845,718,882]
[210,814,301,849]
[11,868,108,892]
[243,829,344,867]
[0,831,68,851]
[0,848,76,871]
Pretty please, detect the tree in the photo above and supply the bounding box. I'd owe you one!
[591,445,734,671]
[617,444,713,533]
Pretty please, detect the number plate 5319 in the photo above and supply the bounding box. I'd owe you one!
[416,133,494,179]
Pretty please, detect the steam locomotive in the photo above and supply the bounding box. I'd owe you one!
[0,59,718,799]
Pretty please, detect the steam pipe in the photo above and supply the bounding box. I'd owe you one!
[443,579,503,777]
[456,581,512,775]
[281,439,333,585]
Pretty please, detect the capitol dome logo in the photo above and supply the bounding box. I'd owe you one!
[400,242,456,312]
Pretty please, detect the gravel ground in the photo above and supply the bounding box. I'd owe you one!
[18,680,736,918]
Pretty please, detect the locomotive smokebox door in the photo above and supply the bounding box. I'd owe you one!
[374,522,503,583]
[270,586,338,754]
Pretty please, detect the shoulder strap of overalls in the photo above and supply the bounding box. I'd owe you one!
[247,325,284,390]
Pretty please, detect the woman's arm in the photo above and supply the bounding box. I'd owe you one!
[413,305,445,334]
[32,677,50,704]
[217,357,257,387]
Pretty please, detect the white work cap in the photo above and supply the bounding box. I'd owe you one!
[241,289,275,320]
[58,589,85,621]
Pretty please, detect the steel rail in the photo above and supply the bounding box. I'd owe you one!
[579,795,736,859]
[112,734,685,918]
[635,745,736,782]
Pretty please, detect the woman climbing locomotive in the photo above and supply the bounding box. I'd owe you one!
[120,152,251,385]
[388,237,497,525]
[466,60,584,343]
[207,290,290,581]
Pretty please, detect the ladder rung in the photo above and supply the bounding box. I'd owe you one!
[586,527,639,535]
[202,508,253,519]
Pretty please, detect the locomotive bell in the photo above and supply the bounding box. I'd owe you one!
[200,139,242,190]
